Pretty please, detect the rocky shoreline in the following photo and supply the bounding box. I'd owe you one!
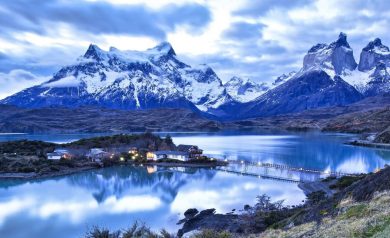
[149,160,228,168]
[0,158,229,181]
[347,139,390,150]
[0,164,100,180]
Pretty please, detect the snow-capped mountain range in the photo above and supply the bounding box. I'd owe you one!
[224,76,268,103]
[1,33,390,119]
[233,33,390,118]
[1,42,233,114]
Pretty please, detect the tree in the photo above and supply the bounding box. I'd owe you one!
[164,134,173,145]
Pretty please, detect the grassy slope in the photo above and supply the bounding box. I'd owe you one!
[255,167,390,238]
[260,191,390,238]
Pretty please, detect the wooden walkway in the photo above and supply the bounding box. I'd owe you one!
[213,159,357,182]
[215,167,301,183]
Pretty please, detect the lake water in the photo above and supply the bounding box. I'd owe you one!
[0,132,390,237]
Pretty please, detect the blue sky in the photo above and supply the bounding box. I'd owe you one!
[0,0,390,99]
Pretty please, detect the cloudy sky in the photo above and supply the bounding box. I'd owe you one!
[0,0,389,99]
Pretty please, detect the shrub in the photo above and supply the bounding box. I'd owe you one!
[17,167,35,173]
[361,217,390,237]
[191,229,232,238]
[307,191,326,205]
[85,226,120,238]
[85,222,174,238]
[50,166,60,172]
[330,175,366,190]
[342,204,369,219]
[122,222,158,238]
[59,158,76,168]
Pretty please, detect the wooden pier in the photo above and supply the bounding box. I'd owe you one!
[215,167,301,183]
[213,159,357,182]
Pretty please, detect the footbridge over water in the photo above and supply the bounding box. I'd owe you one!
[214,160,357,183]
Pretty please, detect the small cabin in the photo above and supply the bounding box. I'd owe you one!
[47,149,73,160]
[177,145,203,159]
[128,147,138,154]
[87,148,110,162]
[54,149,73,159]
[47,152,62,160]
[147,151,189,161]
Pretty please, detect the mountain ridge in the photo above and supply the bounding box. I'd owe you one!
[1,33,390,119]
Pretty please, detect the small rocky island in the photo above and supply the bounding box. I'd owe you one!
[0,133,225,180]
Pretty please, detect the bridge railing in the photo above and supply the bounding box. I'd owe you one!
[218,159,357,177]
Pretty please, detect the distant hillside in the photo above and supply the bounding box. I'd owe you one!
[0,105,221,133]
[1,95,390,134]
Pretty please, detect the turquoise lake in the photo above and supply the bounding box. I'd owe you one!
[0,132,389,238]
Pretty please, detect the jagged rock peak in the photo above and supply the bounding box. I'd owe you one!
[358,38,390,72]
[308,43,327,53]
[83,41,177,62]
[363,38,389,52]
[303,32,357,75]
[109,46,119,52]
[370,61,390,82]
[150,41,176,56]
[224,76,268,103]
[226,76,250,85]
[273,71,296,86]
[332,32,350,48]
[84,44,105,60]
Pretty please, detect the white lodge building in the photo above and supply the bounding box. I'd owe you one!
[147,151,189,161]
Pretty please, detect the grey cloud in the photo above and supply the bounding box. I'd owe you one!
[0,69,49,99]
[223,22,264,40]
[0,0,211,39]
[234,0,312,16]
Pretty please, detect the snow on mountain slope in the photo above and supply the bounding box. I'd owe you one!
[298,33,390,97]
[237,70,363,118]
[303,32,357,76]
[234,33,363,119]
[224,76,269,102]
[179,64,230,111]
[0,42,232,113]
[223,72,297,103]
[358,38,390,72]
[342,69,372,94]
[271,71,296,88]
[340,38,390,96]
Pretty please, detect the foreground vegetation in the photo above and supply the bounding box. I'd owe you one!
[85,222,231,238]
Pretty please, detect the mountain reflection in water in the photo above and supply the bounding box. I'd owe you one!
[66,166,217,204]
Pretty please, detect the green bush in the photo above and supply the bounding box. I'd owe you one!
[59,159,76,168]
[85,226,120,238]
[50,166,60,172]
[361,217,390,237]
[17,167,35,173]
[191,229,232,238]
[84,222,174,238]
[342,204,368,219]
[307,191,327,204]
[330,175,366,190]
